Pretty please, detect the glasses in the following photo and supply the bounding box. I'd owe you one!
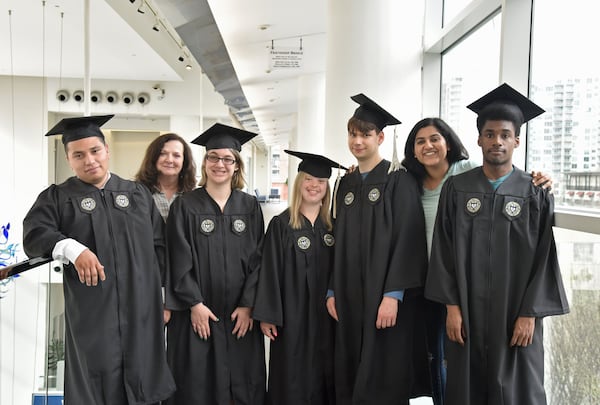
[205,154,237,165]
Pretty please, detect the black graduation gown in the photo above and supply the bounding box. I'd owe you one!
[164,188,266,405]
[425,167,570,405]
[253,209,336,405]
[22,175,176,405]
[331,160,431,404]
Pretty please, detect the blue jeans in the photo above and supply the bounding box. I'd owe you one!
[425,300,447,405]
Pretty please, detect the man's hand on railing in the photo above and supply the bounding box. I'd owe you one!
[74,249,106,286]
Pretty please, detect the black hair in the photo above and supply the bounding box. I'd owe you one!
[402,117,469,192]
[476,102,524,137]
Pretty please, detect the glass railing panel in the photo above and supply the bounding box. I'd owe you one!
[545,227,600,404]
[1,258,64,405]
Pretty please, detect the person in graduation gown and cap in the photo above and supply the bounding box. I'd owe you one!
[425,83,570,405]
[254,150,346,405]
[401,117,553,405]
[22,115,176,404]
[325,94,431,404]
[164,123,266,405]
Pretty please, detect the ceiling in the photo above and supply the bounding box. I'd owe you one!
[0,0,327,149]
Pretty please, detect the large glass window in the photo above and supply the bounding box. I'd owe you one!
[529,0,600,214]
[440,12,501,159]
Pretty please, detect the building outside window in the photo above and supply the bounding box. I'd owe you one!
[528,1,600,403]
[440,12,501,159]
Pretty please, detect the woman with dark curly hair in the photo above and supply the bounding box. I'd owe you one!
[135,133,197,222]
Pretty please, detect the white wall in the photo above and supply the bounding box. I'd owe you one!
[0,75,54,405]
[324,0,425,166]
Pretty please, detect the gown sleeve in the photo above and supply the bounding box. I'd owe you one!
[425,177,460,305]
[23,185,67,258]
[253,215,286,326]
[518,189,570,317]
[384,171,428,292]
[165,196,203,310]
[238,198,265,308]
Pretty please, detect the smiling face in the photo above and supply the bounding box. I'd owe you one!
[203,148,238,186]
[66,136,110,187]
[300,173,328,206]
[478,119,520,168]
[413,125,450,170]
[347,127,383,163]
[156,139,184,178]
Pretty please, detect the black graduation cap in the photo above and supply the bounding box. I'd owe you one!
[191,123,257,151]
[350,93,401,130]
[44,115,114,145]
[285,149,347,178]
[467,83,545,123]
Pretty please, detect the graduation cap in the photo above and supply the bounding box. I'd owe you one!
[285,149,347,178]
[467,83,545,124]
[45,115,114,145]
[350,93,401,130]
[191,123,257,151]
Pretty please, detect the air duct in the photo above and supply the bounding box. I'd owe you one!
[122,93,134,105]
[137,93,150,105]
[56,90,70,102]
[90,91,103,103]
[73,90,84,103]
[105,92,118,103]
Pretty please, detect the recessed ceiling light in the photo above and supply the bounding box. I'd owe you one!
[258,24,270,31]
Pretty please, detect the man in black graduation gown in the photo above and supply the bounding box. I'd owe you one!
[326,94,431,404]
[22,115,175,405]
[425,83,570,405]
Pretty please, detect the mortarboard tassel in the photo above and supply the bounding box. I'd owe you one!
[388,126,401,173]
[332,166,342,219]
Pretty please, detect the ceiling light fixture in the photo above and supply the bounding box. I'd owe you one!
[152,19,160,32]
[185,64,192,70]
[137,1,146,14]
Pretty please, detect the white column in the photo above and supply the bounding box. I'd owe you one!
[499,0,534,168]
[324,0,425,167]
[288,72,326,199]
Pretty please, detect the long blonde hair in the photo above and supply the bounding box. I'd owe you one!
[289,171,332,231]
[198,149,246,190]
